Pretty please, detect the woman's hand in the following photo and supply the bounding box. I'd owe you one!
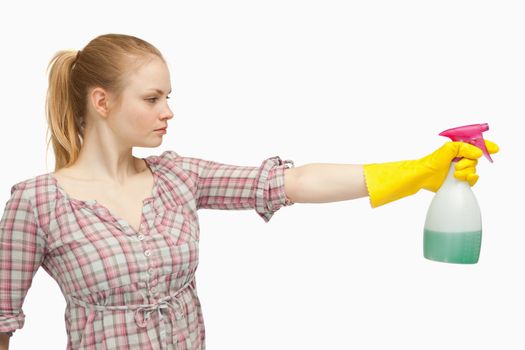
[419,139,500,191]
[363,139,500,207]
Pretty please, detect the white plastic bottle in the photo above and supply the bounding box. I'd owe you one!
[423,161,482,264]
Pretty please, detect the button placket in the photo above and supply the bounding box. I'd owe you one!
[143,237,153,255]
[145,267,157,283]
[148,279,159,296]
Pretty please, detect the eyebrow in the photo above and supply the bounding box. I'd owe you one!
[146,88,172,94]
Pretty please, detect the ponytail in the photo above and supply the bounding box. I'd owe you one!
[45,50,83,170]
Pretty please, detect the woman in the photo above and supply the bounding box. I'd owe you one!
[0,33,498,349]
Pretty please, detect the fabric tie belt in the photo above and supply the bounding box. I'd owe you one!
[66,278,195,349]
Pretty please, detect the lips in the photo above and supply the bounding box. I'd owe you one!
[155,127,167,131]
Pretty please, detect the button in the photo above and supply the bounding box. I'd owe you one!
[151,287,158,293]
[148,268,155,275]
[137,234,145,241]
[144,250,151,257]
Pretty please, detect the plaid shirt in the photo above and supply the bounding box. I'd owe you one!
[0,150,294,349]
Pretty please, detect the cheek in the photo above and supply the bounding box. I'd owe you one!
[126,109,155,130]
[133,115,152,129]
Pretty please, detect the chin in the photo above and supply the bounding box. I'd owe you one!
[136,140,163,148]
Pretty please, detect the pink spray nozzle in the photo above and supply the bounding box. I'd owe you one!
[439,123,494,163]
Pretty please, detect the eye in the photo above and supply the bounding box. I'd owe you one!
[147,96,170,103]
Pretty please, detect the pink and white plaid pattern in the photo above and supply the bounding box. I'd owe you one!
[0,150,295,349]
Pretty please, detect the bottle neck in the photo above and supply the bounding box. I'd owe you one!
[441,161,470,189]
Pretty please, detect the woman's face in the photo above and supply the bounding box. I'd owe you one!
[106,55,174,148]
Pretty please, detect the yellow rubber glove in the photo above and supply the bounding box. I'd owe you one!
[363,140,499,208]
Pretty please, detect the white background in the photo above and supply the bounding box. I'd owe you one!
[0,0,522,349]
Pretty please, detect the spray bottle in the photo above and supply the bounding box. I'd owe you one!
[423,123,493,264]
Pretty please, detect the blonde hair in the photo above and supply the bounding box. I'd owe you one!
[45,33,165,171]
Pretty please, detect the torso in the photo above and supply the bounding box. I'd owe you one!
[51,158,154,233]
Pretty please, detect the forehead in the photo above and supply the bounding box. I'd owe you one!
[125,56,171,91]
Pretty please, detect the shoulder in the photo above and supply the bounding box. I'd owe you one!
[156,149,180,165]
[8,176,41,198]
[4,174,55,214]
[148,149,207,189]
[151,150,202,174]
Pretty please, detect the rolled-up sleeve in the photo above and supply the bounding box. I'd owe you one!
[160,151,295,222]
[0,184,47,335]
[253,156,295,222]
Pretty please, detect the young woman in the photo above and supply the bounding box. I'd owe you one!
[0,33,498,350]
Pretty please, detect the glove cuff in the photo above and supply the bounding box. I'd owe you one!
[363,160,424,208]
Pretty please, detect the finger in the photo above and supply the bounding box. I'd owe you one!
[467,173,479,187]
[455,158,478,170]
[484,139,500,154]
[454,166,476,181]
[455,142,483,159]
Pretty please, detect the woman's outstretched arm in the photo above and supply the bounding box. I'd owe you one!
[283,140,499,207]
[284,164,368,204]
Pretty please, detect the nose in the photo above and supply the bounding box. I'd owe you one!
[161,103,174,120]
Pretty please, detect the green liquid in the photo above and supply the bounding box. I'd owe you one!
[423,229,482,264]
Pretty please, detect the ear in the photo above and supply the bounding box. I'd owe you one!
[90,87,111,118]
